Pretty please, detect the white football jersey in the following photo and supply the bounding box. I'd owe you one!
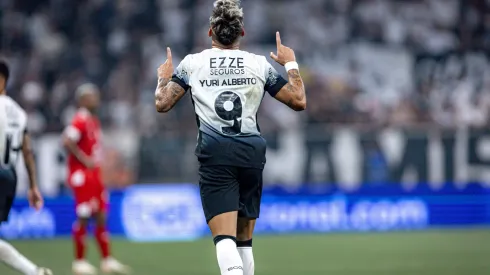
[0,95,28,168]
[172,48,287,136]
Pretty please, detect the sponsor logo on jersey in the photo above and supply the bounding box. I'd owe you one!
[209,57,245,75]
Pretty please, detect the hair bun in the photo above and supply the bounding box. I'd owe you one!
[212,0,243,22]
[214,0,241,8]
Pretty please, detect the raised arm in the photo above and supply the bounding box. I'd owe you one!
[269,32,306,111]
[274,69,306,111]
[155,47,186,113]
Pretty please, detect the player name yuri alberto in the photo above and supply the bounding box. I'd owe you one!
[200,77,258,87]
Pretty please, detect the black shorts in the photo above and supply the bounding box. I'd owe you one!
[199,165,263,223]
[0,167,17,223]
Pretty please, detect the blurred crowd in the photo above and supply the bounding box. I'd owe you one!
[1,0,489,138]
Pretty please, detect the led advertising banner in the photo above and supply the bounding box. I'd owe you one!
[1,184,488,240]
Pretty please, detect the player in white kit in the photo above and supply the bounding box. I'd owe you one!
[154,1,306,274]
[0,60,52,275]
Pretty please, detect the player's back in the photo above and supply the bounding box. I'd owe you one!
[0,95,28,167]
[65,109,102,172]
[173,48,287,168]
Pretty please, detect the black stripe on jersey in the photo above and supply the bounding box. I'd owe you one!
[256,87,268,133]
[171,74,190,91]
[3,134,11,165]
[189,88,200,128]
[265,76,287,97]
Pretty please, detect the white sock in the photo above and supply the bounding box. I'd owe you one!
[0,239,37,275]
[237,247,254,275]
[215,238,243,275]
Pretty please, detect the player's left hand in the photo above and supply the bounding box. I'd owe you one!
[157,47,173,80]
[28,186,44,211]
[270,31,296,66]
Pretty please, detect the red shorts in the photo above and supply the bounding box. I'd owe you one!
[68,168,108,217]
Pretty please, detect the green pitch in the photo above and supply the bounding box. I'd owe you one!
[1,229,489,275]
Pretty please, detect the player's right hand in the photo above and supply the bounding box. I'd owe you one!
[270,31,296,66]
[157,47,174,80]
[28,186,44,211]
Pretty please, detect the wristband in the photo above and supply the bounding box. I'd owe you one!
[285,61,299,72]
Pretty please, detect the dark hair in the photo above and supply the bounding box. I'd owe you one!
[210,0,244,46]
[0,60,9,83]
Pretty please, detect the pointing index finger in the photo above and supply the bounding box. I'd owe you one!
[276,31,281,48]
[167,47,172,61]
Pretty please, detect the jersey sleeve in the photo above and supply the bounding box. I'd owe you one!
[263,59,288,97]
[64,117,85,142]
[171,55,191,91]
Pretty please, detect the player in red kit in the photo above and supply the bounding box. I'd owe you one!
[63,84,130,275]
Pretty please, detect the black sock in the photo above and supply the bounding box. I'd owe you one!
[213,235,236,245]
[236,239,252,247]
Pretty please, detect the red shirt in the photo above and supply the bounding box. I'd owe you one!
[64,108,102,172]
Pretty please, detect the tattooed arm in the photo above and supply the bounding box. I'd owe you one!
[273,69,306,111]
[269,31,306,111]
[154,47,187,113]
[155,78,186,113]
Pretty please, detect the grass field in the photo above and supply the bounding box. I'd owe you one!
[1,229,488,275]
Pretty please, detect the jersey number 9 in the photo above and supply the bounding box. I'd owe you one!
[214,91,242,135]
